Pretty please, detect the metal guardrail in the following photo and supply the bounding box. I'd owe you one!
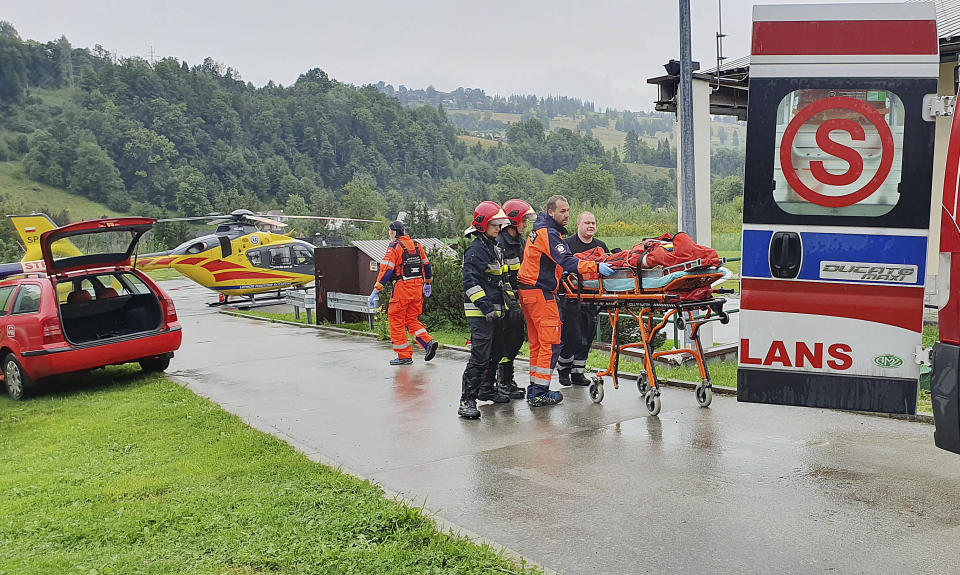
[284,290,317,324]
[327,291,376,330]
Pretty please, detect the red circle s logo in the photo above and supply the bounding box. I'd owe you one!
[780,96,895,208]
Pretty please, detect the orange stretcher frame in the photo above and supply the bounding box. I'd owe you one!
[559,260,731,416]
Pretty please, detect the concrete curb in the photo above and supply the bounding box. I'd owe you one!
[223,309,935,424]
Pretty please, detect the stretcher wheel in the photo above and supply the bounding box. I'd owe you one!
[636,373,648,395]
[644,390,661,416]
[696,384,713,408]
[589,379,604,404]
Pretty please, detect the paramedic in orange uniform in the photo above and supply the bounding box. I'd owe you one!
[369,221,440,365]
[517,195,614,406]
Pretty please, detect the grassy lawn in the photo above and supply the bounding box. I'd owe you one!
[0,161,124,220]
[0,367,537,574]
[144,268,183,282]
[455,134,503,149]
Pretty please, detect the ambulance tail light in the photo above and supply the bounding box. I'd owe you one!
[41,317,64,345]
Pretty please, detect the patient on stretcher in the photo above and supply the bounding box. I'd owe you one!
[571,232,726,299]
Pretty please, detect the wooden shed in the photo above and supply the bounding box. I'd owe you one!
[313,238,455,323]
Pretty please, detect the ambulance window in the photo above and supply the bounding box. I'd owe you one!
[773,89,904,217]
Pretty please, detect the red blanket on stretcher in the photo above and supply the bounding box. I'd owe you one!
[575,232,719,270]
[573,232,719,300]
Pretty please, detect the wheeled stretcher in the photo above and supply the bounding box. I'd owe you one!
[560,258,734,416]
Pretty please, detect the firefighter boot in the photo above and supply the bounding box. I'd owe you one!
[526,383,563,407]
[478,368,510,403]
[458,374,481,419]
[570,372,591,386]
[558,368,572,387]
[497,362,526,399]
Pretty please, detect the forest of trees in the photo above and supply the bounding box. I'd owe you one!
[0,23,742,246]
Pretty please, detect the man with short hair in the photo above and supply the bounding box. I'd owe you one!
[368,221,439,366]
[517,196,614,407]
[559,212,609,386]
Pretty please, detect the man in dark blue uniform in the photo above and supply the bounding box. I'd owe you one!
[495,199,536,399]
[459,201,512,419]
[558,211,609,386]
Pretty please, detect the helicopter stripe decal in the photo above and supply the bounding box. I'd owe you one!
[213,271,302,281]
[177,257,206,266]
[202,260,245,272]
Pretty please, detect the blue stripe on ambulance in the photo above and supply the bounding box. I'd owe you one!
[741,229,926,284]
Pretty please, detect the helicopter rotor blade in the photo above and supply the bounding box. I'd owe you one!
[156,215,224,223]
[275,215,381,223]
[245,215,288,227]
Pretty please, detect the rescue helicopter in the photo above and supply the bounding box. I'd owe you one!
[136,209,376,301]
[8,210,377,303]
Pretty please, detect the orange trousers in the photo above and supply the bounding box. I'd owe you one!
[519,289,562,387]
[388,280,434,359]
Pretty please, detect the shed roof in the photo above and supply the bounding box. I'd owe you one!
[351,238,457,262]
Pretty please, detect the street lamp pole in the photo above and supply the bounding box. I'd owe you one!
[678,0,697,241]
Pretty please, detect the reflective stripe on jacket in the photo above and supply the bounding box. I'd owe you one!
[517,212,598,293]
[462,233,507,317]
[375,235,433,290]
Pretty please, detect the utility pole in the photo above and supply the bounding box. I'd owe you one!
[678,0,697,241]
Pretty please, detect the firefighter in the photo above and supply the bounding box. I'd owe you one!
[495,198,536,399]
[558,211,609,386]
[368,220,439,366]
[517,195,614,407]
[459,201,512,419]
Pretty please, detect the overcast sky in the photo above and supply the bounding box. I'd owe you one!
[4,0,884,111]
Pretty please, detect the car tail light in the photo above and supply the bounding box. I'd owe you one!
[165,299,178,322]
[42,317,64,345]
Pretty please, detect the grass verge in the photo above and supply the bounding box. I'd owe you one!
[0,367,538,574]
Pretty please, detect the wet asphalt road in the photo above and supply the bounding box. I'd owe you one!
[163,280,960,574]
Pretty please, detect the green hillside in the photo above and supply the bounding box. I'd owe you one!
[0,161,123,220]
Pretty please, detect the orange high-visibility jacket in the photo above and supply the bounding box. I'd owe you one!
[517,212,597,292]
[375,235,433,294]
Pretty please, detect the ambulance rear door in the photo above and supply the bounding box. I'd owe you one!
[738,2,939,414]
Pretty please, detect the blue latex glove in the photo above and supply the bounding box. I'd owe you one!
[423,284,432,298]
[368,289,380,308]
[598,263,615,277]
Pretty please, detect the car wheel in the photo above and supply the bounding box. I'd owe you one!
[4,353,32,401]
[139,356,171,373]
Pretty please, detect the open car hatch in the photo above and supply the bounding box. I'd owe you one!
[40,218,155,277]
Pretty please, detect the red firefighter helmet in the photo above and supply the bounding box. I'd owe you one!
[466,201,510,235]
[502,199,535,227]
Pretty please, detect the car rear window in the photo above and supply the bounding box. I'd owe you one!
[58,272,154,304]
[11,284,41,314]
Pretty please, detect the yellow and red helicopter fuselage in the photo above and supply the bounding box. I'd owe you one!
[136,224,316,297]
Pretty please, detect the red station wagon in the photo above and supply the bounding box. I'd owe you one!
[1,217,182,400]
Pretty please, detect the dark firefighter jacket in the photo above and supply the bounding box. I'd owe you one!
[462,233,508,318]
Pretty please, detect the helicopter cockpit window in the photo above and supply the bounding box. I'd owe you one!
[247,250,263,268]
[268,247,292,268]
[292,245,313,267]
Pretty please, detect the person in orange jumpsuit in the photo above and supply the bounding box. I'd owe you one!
[517,196,614,406]
[369,221,439,365]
